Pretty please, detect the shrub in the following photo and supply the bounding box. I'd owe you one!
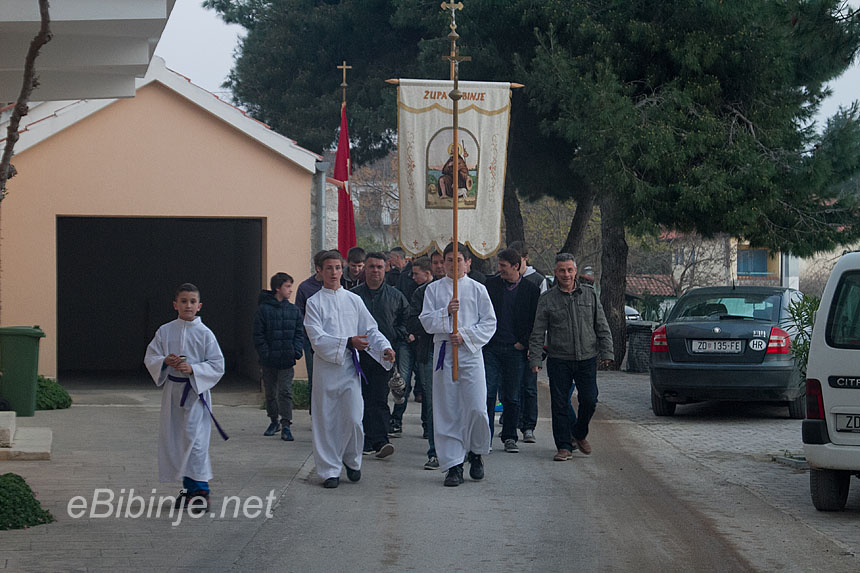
[786,294,820,377]
[0,473,54,530]
[35,375,72,410]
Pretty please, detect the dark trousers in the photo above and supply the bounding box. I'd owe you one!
[262,365,294,425]
[483,342,526,442]
[546,356,598,451]
[360,352,392,451]
[518,368,538,431]
[391,341,415,424]
[303,332,314,410]
[416,357,435,457]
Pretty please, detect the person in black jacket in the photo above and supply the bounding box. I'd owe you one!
[253,273,304,441]
[484,248,540,453]
[351,252,410,456]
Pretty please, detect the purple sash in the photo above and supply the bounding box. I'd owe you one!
[351,348,369,385]
[169,374,229,441]
[435,341,446,372]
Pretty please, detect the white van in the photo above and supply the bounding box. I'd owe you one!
[803,251,860,511]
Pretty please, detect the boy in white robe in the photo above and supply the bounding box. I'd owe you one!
[144,283,225,511]
[304,251,396,489]
[420,243,497,487]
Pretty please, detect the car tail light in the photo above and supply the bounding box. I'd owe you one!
[766,327,791,354]
[806,378,824,419]
[651,325,668,352]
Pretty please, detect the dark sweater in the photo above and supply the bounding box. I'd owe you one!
[484,275,540,348]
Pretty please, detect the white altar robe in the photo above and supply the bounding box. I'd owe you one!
[304,287,393,480]
[144,317,225,483]
[420,276,497,472]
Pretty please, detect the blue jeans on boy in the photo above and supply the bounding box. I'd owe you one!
[546,356,598,451]
[483,342,526,443]
[391,341,415,426]
[416,356,435,458]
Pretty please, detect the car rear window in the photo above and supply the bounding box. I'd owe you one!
[825,271,860,349]
[671,293,781,321]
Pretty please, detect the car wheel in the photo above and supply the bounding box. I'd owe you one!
[651,388,676,416]
[810,469,850,511]
[787,394,806,419]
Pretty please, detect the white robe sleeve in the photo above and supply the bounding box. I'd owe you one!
[190,328,225,395]
[304,295,348,365]
[358,301,395,371]
[143,327,170,387]
[459,282,497,354]
[419,283,453,335]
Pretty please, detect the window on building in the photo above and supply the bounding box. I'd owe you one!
[737,249,768,276]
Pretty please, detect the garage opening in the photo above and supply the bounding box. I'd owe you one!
[57,217,262,385]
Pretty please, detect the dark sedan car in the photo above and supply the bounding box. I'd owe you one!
[649,286,805,418]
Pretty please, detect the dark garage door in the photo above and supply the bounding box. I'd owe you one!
[57,217,262,381]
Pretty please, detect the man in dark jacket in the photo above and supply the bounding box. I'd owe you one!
[405,257,439,468]
[351,252,410,456]
[484,248,540,452]
[253,272,304,441]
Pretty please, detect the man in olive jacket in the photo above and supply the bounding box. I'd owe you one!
[528,253,613,461]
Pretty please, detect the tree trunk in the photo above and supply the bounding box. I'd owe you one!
[599,193,628,369]
[503,173,524,245]
[561,192,594,259]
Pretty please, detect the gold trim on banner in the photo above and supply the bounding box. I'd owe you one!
[398,101,510,116]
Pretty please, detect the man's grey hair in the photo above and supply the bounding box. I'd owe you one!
[555,253,577,267]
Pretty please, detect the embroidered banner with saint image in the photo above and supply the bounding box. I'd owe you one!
[397,79,511,258]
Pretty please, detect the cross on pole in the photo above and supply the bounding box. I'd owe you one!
[337,60,352,105]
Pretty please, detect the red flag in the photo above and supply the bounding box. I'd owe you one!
[334,102,357,258]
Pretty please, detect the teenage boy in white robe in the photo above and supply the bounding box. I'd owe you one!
[304,251,396,489]
[420,243,497,487]
[144,283,225,511]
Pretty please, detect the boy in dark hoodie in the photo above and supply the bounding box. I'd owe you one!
[253,272,304,441]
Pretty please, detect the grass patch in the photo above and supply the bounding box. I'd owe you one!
[36,375,72,410]
[0,473,54,530]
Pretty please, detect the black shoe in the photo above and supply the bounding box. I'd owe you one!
[345,466,361,482]
[264,420,280,436]
[186,490,210,514]
[281,425,294,441]
[173,489,188,509]
[323,477,339,489]
[468,452,484,480]
[389,423,403,438]
[444,465,463,487]
[375,443,395,459]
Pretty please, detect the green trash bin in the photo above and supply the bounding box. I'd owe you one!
[0,325,46,417]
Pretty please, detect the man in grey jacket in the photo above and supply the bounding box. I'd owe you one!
[529,253,613,461]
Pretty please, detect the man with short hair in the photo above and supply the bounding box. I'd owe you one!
[420,243,496,486]
[529,253,613,461]
[351,252,410,457]
[341,246,366,290]
[484,248,540,453]
[304,251,395,488]
[407,257,439,468]
[430,251,446,280]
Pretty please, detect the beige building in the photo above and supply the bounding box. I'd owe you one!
[0,57,323,381]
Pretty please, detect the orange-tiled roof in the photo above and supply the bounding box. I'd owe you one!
[626,274,675,296]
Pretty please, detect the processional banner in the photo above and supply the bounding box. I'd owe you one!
[397,79,511,258]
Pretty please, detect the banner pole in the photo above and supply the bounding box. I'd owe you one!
[443,1,469,380]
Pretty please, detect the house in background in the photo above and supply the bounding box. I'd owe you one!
[0,57,325,382]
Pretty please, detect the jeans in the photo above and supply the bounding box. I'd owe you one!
[483,342,526,442]
[391,342,416,425]
[546,356,598,451]
[518,368,538,431]
[360,352,392,451]
[303,332,314,410]
[416,357,435,458]
[262,365,294,425]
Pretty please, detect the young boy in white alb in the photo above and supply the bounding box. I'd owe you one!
[144,283,225,511]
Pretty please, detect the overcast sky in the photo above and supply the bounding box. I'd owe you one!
[154,0,860,125]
